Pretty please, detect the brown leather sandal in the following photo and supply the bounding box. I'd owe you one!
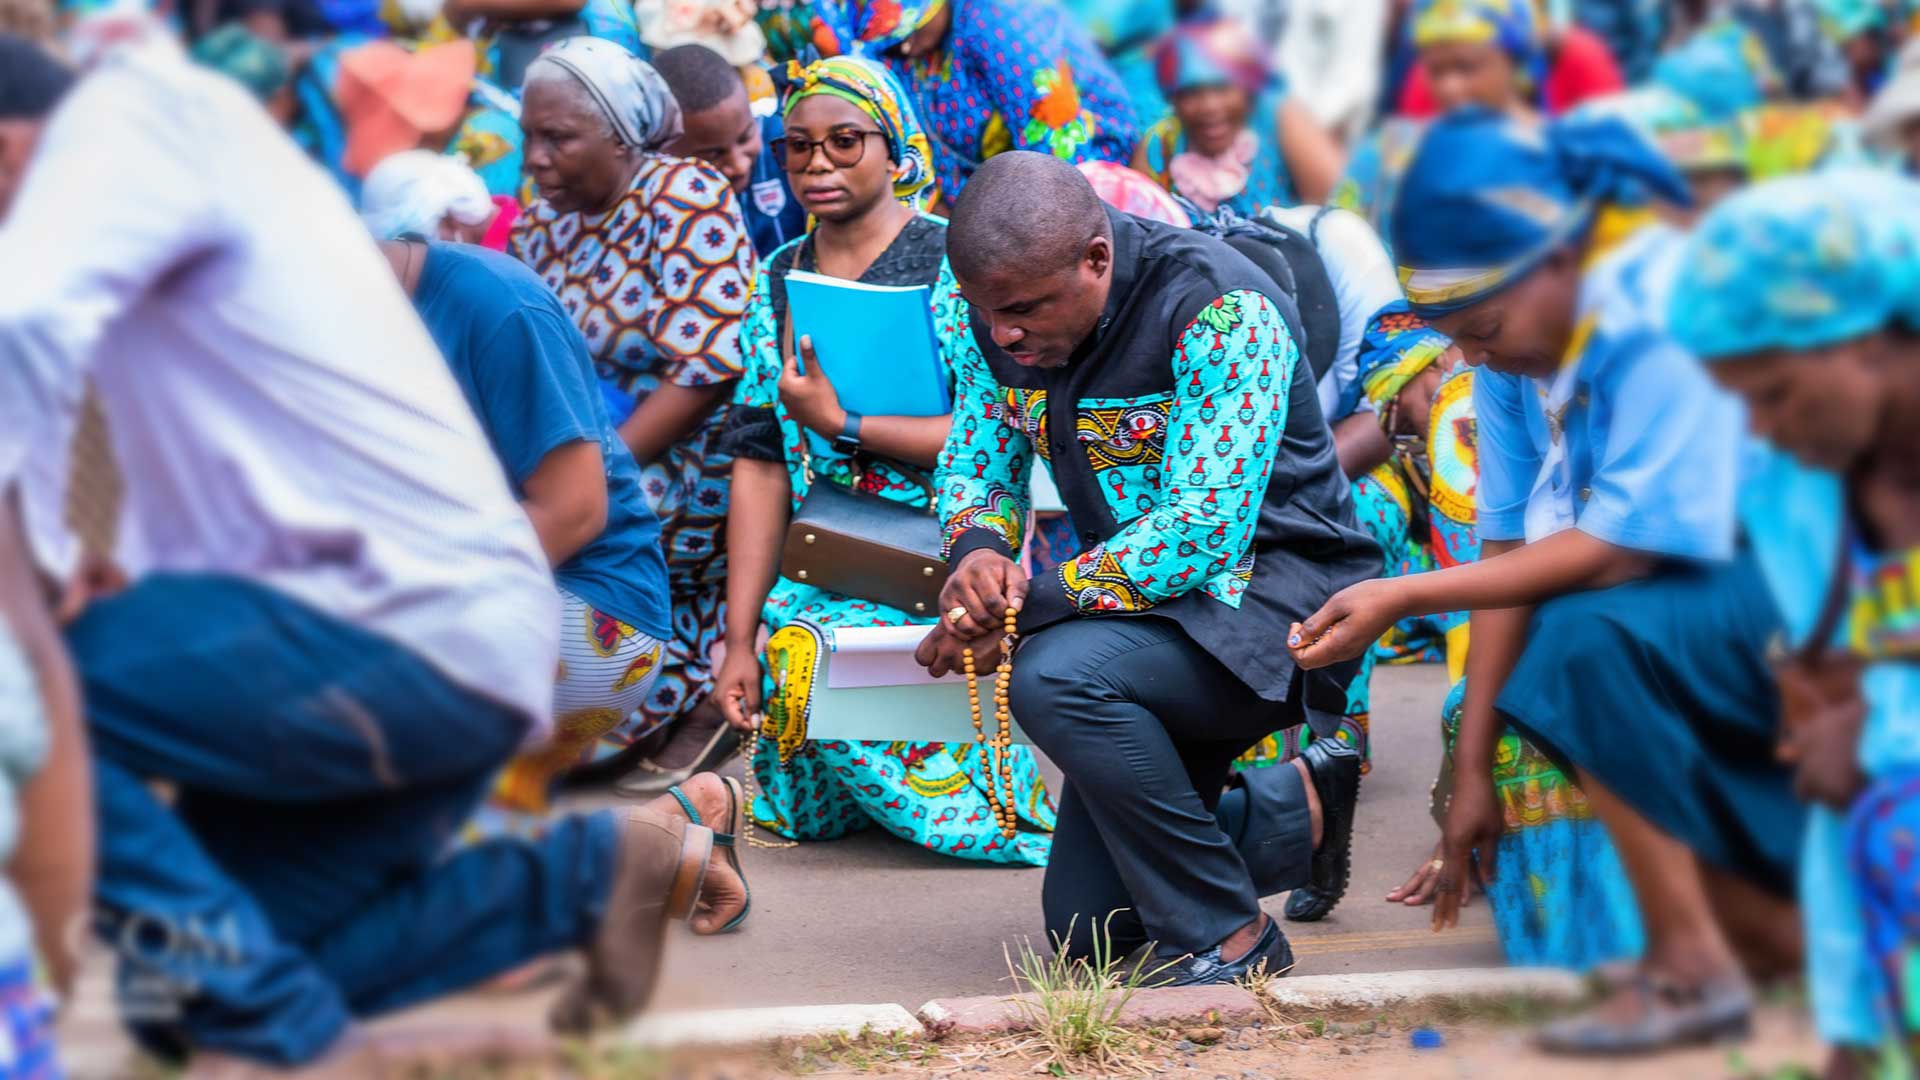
[548,809,713,1035]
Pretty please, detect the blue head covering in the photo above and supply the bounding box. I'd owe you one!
[1652,17,1784,121]
[1390,107,1691,316]
[1670,170,1920,361]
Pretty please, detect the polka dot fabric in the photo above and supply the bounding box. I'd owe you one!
[888,0,1138,200]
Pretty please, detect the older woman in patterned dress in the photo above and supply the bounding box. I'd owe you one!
[509,38,758,792]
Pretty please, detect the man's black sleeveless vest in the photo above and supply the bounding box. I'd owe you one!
[971,209,1380,726]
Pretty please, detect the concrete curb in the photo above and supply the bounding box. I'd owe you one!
[621,1003,925,1048]
[1265,966,1585,1010]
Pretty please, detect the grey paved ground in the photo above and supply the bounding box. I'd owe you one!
[650,662,1500,1011]
[60,664,1497,1074]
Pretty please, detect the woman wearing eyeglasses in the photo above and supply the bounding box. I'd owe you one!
[710,56,1056,863]
[509,38,759,792]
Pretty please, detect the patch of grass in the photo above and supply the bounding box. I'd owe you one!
[1001,913,1178,1074]
[1724,1047,1821,1080]
[1235,956,1339,1043]
[559,1040,672,1080]
[797,1023,928,1071]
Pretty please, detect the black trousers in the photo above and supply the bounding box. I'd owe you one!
[1008,616,1313,961]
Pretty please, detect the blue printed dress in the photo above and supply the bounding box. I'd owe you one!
[731,215,1055,865]
[1743,446,1920,1052]
[886,0,1138,202]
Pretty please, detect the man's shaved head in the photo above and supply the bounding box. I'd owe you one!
[948,151,1111,281]
[947,152,1116,368]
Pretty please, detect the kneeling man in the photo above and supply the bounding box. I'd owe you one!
[917,152,1380,982]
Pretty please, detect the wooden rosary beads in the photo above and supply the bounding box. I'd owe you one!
[738,727,797,850]
[963,606,1020,840]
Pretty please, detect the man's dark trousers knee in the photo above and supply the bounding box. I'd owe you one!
[1008,616,1315,962]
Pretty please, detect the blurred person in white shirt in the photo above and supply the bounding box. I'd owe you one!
[0,32,736,1071]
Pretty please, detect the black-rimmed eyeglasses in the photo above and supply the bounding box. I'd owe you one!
[776,129,888,170]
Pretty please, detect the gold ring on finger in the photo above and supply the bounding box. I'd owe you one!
[947,605,969,626]
[1428,858,1445,873]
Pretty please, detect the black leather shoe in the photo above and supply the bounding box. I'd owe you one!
[1286,737,1361,922]
[1153,916,1294,987]
[1283,884,1332,921]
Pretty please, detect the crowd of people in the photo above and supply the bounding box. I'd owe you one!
[0,0,1918,1074]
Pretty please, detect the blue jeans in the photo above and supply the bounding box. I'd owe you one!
[72,575,619,1066]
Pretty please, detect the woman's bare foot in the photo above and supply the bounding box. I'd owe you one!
[645,770,730,828]
[643,772,748,935]
[614,699,739,797]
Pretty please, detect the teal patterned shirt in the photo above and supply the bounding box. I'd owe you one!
[939,289,1295,617]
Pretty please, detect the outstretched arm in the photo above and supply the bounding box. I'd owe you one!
[1288,527,1652,667]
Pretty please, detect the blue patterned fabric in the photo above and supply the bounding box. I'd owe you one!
[1572,0,1667,82]
[885,0,1138,200]
[1574,85,1745,176]
[1851,770,1920,1050]
[1652,18,1782,121]
[0,959,59,1080]
[1153,11,1279,97]
[1670,170,1920,362]
[943,290,1299,617]
[1441,680,1646,969]
[1391,107,1690,316]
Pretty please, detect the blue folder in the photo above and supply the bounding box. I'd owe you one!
[784,270,953,417]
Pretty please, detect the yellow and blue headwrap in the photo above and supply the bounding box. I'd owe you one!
[1410,0,1546,93]
[1670,170,1920,361]
[1390,107,1691,316]
[1358,302,1454,410]
[782,55,935,208]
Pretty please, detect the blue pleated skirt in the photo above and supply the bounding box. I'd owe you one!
[1496,551,1805,897]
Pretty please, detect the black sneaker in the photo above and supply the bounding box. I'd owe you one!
[1153,916,1295,987]
[1285,737,1361,923]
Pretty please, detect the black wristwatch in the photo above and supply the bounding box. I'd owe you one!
[832,410,864,455]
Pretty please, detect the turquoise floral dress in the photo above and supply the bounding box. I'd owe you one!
[729,214,1055,865]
